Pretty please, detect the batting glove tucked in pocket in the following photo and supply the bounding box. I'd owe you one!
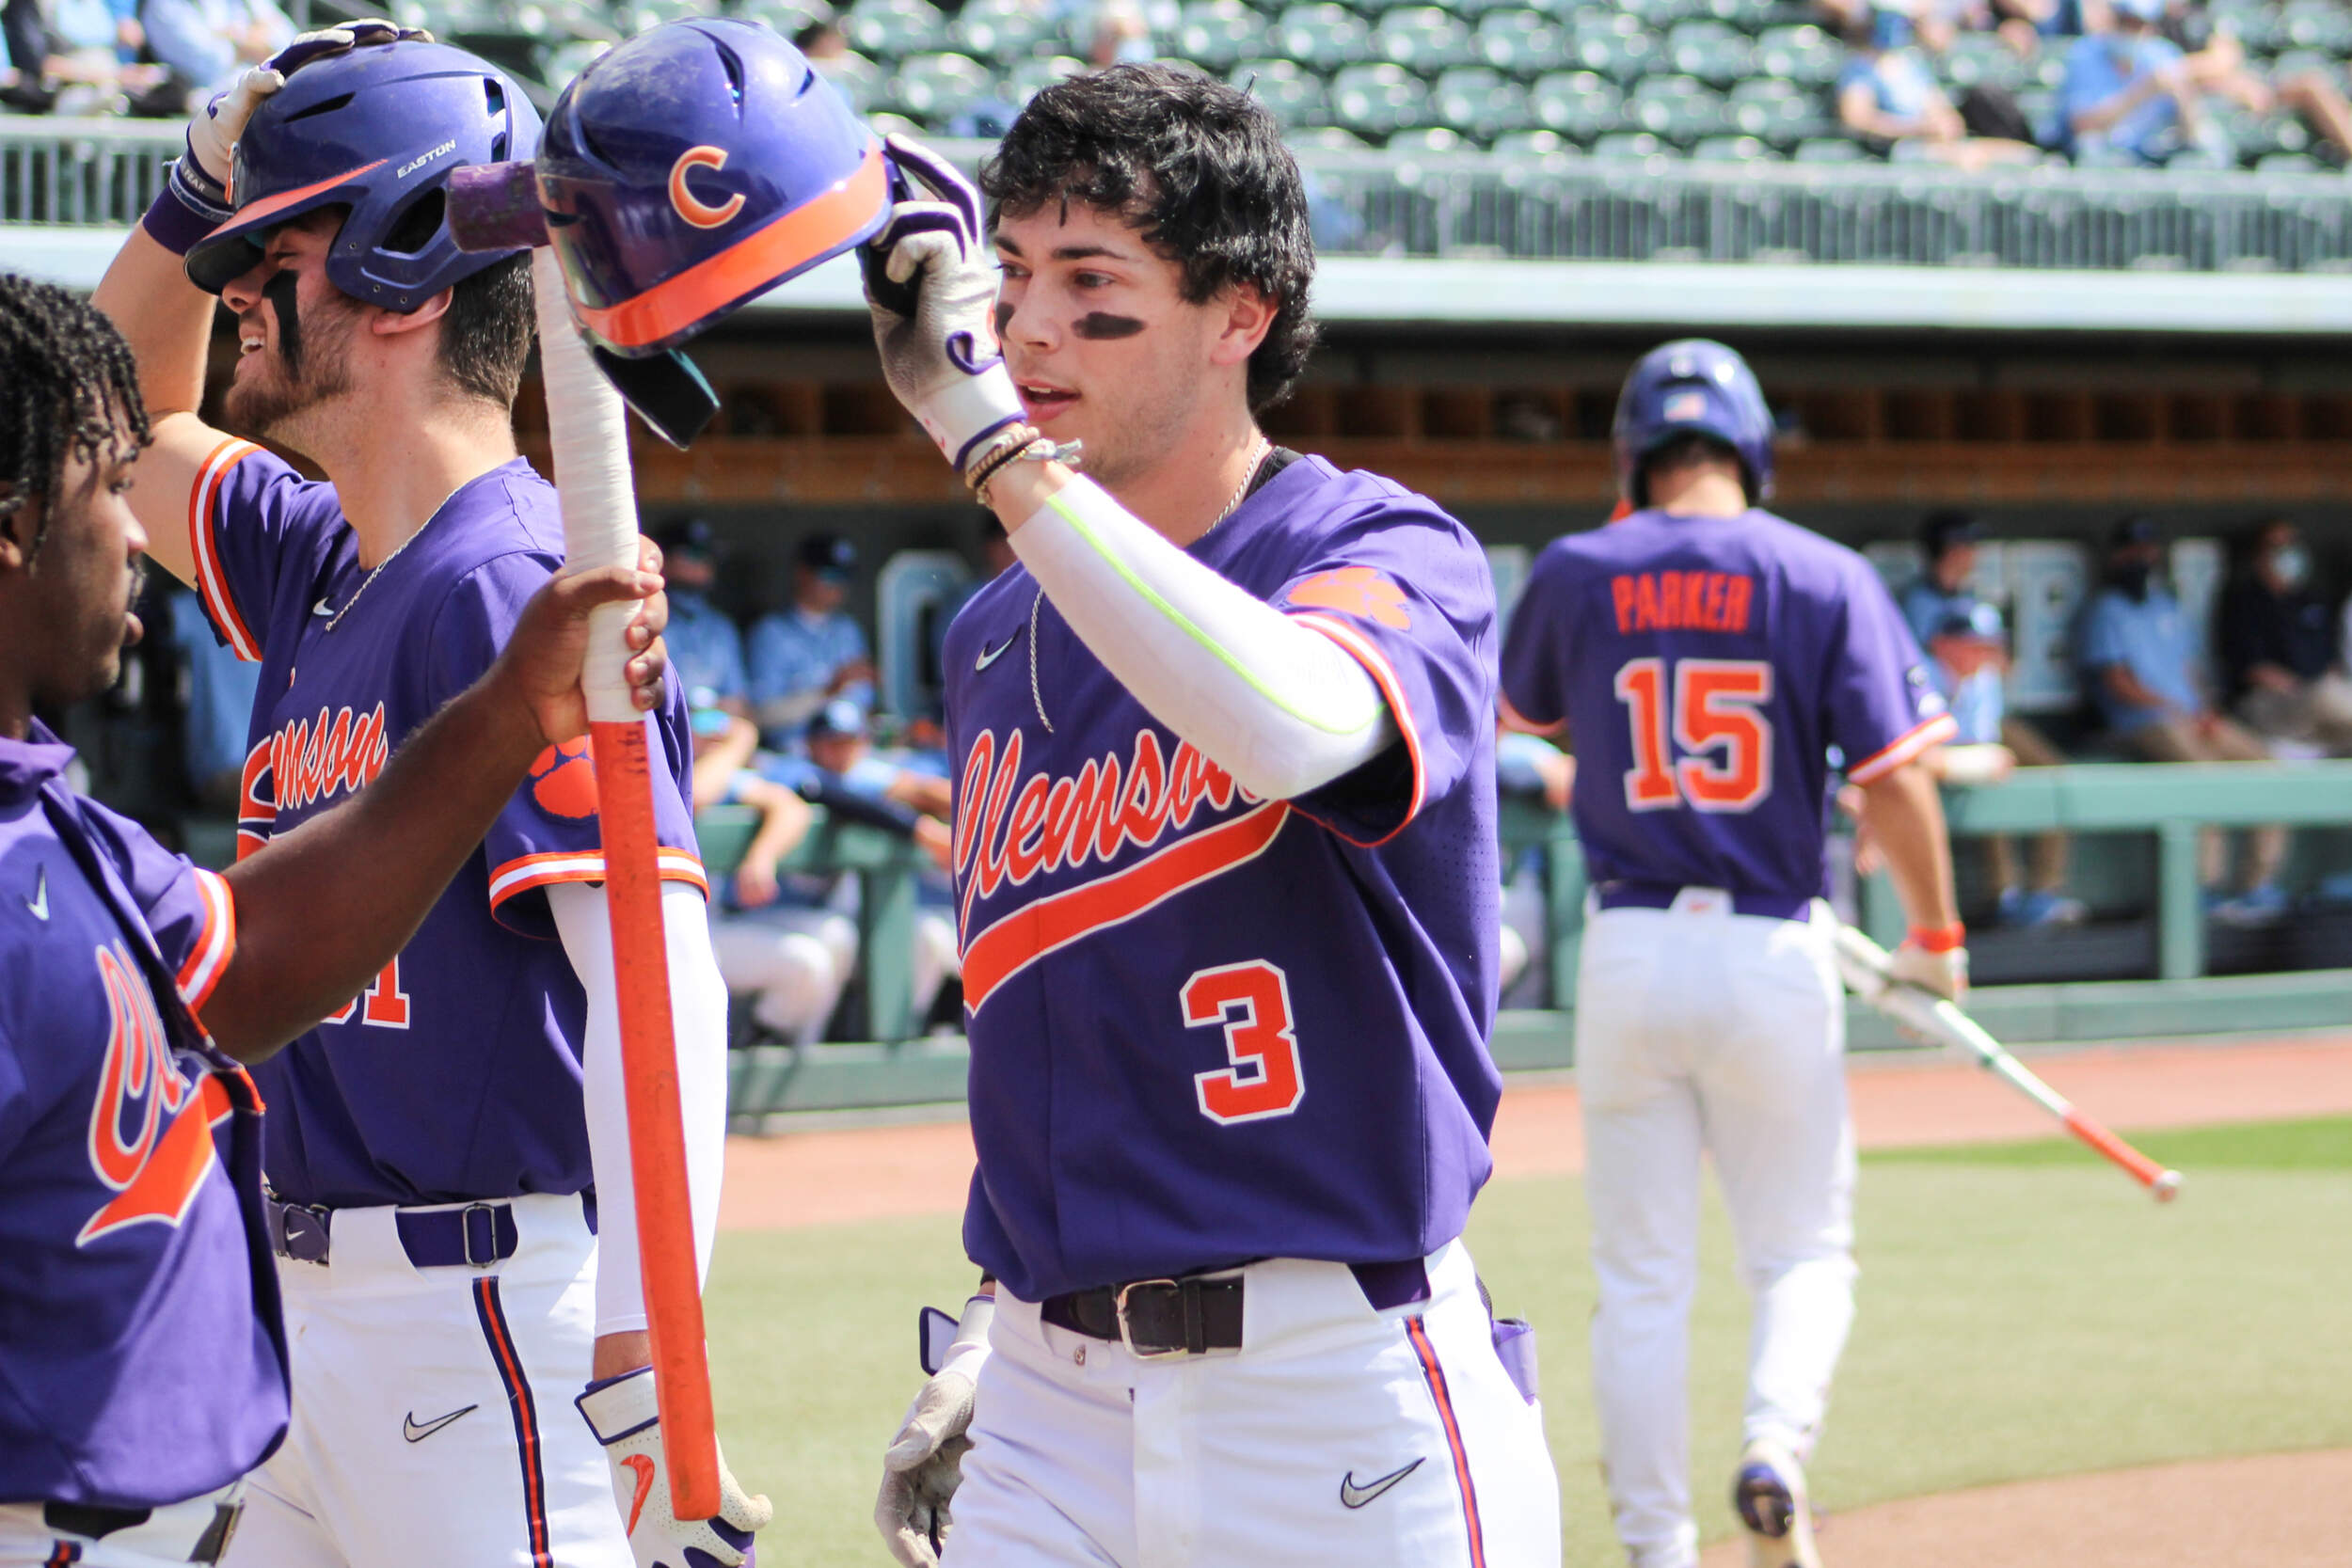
[874,1293,993,1568]
[578,1368,773,1568]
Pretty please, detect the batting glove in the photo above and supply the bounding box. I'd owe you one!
[861,135,1026,481]
[874,1293,993,1568]
[577,1369,773,1568]
[177,19,429,215]
[1889,927,1968,1002]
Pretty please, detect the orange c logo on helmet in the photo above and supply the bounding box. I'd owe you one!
[669,146,745,230]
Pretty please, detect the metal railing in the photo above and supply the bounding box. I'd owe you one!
[1,119,175,230]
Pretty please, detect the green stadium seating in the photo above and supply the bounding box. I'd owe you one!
[1938,31,2026,94]
[1689,132,1778,161]
[1389,125,1472,150]
[1727,75,1829,147]
[881,51,994,121]
[1752,24,1840,87]
[840,0,946,58]
[1628,73,1729,144]
[1375,6,1476,69]
[1529,70,1622,139]
[1434,66,1535,139]
[1491,126,1579,153]
[1231,57,1331,123]
[2281,0,2352,55]
[1289,124,1375,147]
[950,0,1053,59]
[1472,10,1570,76]
[1663,19,1754,87]
[1792,134,1869,162]
[1590,128,1678,159]
[1566,11,1659,83]
[1275,3,1375,69]
[1003,54,1087,105]
[1177,0,1272,70]
[1330,61,1432,135]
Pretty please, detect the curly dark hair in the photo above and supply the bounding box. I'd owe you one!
[0,273,151,553]
[981,63,1319,413]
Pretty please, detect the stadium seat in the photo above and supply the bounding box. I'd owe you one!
[1473,10,1569,76]
[1567,12,1659,84]
[735,0,833,33]
[881,52,994,122]
[1288,125,1374,149]
[949,0,1051,60]
[1389,125,1471,150]
[1433,66,1535,139]
[1662,19,1754,87]
[1939,31,2026,94]
[1274,4,1375,70]
[1689,133,1780,161]
[1529,70,1624,139]
[818,50,885,110]
[1177,0,1271,71]
[2209,0,2283,51]
[1003,55,1086,106]
[1232,58,1331,125]
[1792,135,1869,162]
[840,0,946,59]
[1492,126,1579,153]
[1375,7,1476,70]
[1618,0,1704,28]
[1628,74,1729,144]
[1329,61,1433,135]
[540,38,612,91]
[2256,150,2325,173]
[2281,0,2352,55]
[1727,75,1829,147]
[1589,129,1680,160]
[2270,52,2348,93]
[1753,24,1840,87]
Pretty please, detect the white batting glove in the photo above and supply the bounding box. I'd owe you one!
[1889,932,1968,1002]
[874,1294,993,1568]
[577,1369,773,1568]
[178,19,429,211]
[861,135,1027,480]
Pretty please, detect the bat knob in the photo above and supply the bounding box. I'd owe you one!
[2152,1169,2183,1203]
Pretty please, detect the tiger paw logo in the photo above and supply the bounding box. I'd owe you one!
[1286,566,1411,630]
[78,942,232,1247]
[528,739,600,820]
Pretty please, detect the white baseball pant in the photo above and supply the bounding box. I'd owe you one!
[1575,893,1856,1568]
[218,1194,630,1568]
[945,1239,1561,1568]
[0,1483,242,1567]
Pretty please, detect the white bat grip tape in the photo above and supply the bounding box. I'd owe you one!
[532,247,642,727]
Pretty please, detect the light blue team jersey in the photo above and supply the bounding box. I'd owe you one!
[1898,580,1976,653]
[747,608,872,747]
[1836,48,1939,121]
[2060,33,2185,158]
[664,591,748,706]
[2078,585,2201,731]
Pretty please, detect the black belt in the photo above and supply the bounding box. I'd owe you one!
[1040,1258,1430,1357]
[265,1196,520,1269]
[1596,882,1814,922]
[42,1499,242,1562]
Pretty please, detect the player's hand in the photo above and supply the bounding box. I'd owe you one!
[862,134,1026,480]
[1889,930,1968,1002]
[577,1369,772,1568]
[734,856,780,910]
[492,536,671,745]
[875,1294,993,1568]
[181,19,427,202]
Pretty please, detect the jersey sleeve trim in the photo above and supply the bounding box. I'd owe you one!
[1287,610,1426,847]
[486,847,710,915]
[188,437,265,663]
[1845,712,1959,785]
[1499,691,1567,737]
[175,867,237,1015]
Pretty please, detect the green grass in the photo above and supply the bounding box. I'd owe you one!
[1866,1114,2352,1172]
[706,1140,2352,1566]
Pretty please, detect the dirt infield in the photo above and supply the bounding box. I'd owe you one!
[718,1034,2352,1230]
[1694,1448,2352,1568]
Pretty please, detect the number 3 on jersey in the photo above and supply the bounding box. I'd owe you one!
[1614,657,1774,813]
[1184,959,1306,1125]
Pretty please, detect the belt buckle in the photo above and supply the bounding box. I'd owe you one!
[460,1202,499,1268]
[1113,1278,1184,1359]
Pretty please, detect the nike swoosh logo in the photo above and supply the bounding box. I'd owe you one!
[975,633,1019,671]
[313,597,334,617]
[402,1404,478,1443]
[25,866,47,923]
[621,1453,657,1534]
[1339,1456,1424,1509]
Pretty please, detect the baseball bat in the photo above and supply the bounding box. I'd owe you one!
[531,245,723,1516]
[1832,924,2182,1203]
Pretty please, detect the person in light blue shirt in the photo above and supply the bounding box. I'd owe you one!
[2060,0,2230,166]
[654,518,749,712]
[166,584,262,813]
[748,532,874,750]
[2079,515,2287,920]
[1899,511,1985,651]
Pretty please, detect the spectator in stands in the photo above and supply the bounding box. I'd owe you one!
[165,584,260,814]
[2079,515,2287,922]
[2060,0,2232,166]
[138,0,290,102]
[655,517,749,716]
[793,18,847,62]
[2157,0,2352,164]
[2218,518,2352,754]
[748,531,874,751]
[1058,0,1161,66]
[1838,4,2041,160]
[2,0,163,113]
[1923,601,2088,925]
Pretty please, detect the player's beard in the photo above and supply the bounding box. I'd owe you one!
[1075,332,1208,494]
[225,272,360,443]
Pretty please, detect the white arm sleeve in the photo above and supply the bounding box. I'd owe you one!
[1009,475,1398,800]
[548,879,730,1338]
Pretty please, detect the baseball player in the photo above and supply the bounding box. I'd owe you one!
[843,67,1562,1566]
[88,28,764,1568]
[0,272,672,1568]
[1500,341,1964,1568]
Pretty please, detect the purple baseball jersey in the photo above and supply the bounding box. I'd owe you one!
[944,455,1502,1303]
[0,723,287,1508]
[183,439,705,1209]
[1500,507,1954,902]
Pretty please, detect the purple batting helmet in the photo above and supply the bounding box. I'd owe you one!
[535,18,889,359]
[1613,338,1776,506]
[185,40,541,309]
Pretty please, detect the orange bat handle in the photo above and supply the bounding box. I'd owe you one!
[2060,1106,2181,1200]
[590,717,721,1517]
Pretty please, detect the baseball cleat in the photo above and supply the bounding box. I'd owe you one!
[1732,1440,1820,1568]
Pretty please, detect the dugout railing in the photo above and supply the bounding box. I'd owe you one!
[10,119,2352,273]
[703,759,2352,1122]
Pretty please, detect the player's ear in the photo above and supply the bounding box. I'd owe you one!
[1210,281,1276,368]
[373,287,454,337]
[0,491,40,573]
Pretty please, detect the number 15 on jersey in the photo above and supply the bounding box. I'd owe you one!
[1613,656,1774,814]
